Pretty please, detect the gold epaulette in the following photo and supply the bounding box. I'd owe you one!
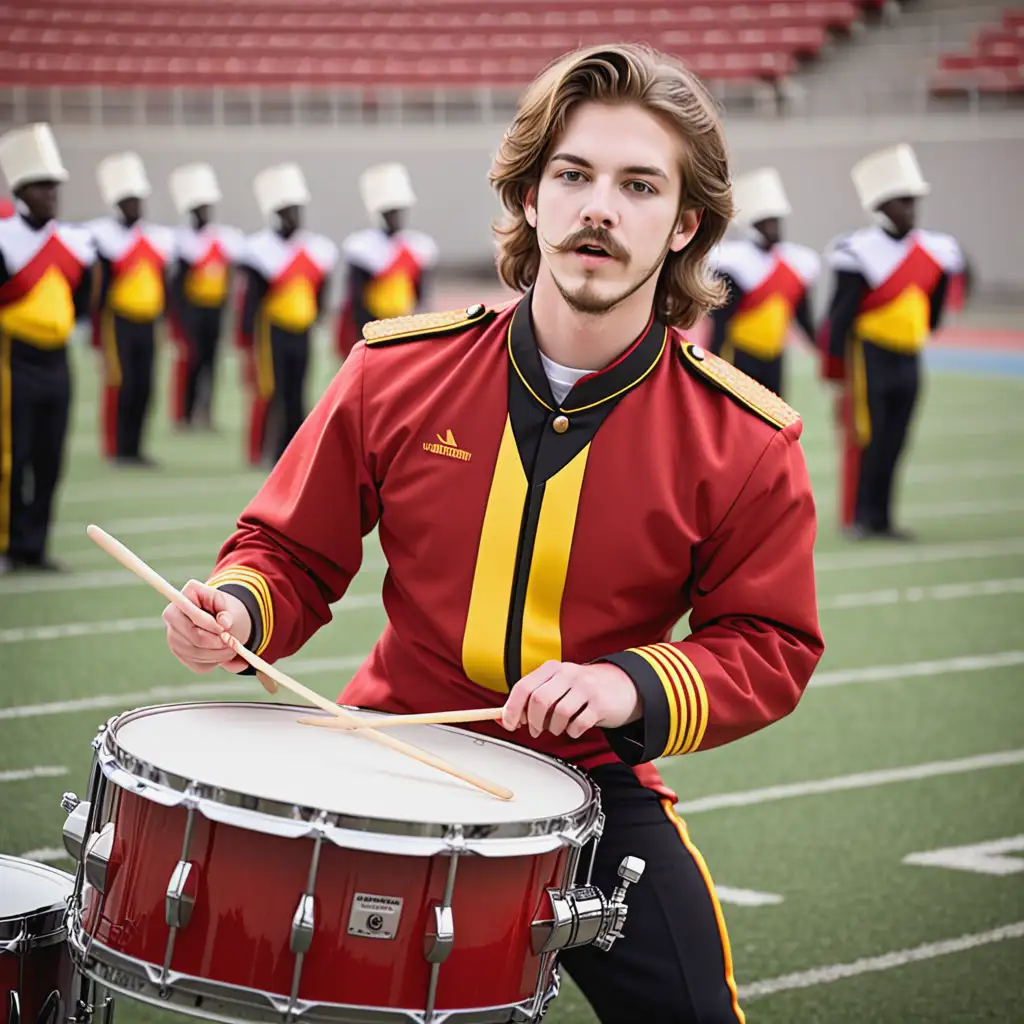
[678,340,800,430]
[363,303,493,347]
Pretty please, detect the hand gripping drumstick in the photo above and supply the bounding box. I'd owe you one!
[296,708,504,731]
[85,525,514,802]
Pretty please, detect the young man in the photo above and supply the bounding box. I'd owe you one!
[167,162,244,430]
[335,162,438,361]
[708,167,819,398]
[0,123,94,574]
[819,144,964,540]
[90,151,175,466]
[164,45,823,1024]
[236,162,337,466]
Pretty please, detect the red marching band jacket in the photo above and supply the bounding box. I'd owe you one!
[208,295,824,800]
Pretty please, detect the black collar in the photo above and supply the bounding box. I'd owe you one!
[507,287,667,414]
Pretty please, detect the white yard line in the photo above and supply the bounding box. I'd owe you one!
[0,592,383,643]
[0,766,68,783]
[1,648,1018,724]
[20,848,71,864]
[54,513,233,539]
[674,750,1024,815]
[62,474,264,505]
[6,541,1019,596]
[902,498,1024,520]
[0,558,388,596]
[715,887,784,908]
[0,654,367,720]
[814,537,1024,571]
[812,651,1024,688]
[4,573,1024,638]
[818,577,1024,610]
[739,922,1024,1001]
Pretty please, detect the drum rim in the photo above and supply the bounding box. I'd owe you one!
[0,854,74,947]
[98,701,602,846]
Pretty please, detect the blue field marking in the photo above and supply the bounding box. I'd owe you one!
[926,347,1024,377]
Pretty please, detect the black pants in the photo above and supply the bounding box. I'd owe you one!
[1,338,70,564]
[855,341,920,532]
[724,346,783,398]
[113,315,156,459]
[183,304,223,424]
[559,764,745,1024]
[268,326,309,463]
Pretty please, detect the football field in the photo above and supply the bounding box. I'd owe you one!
[2,321,1023,1024]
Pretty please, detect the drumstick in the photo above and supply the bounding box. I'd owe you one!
[86,525,278,694]
[85,524,514,801]
[296,707,505,730]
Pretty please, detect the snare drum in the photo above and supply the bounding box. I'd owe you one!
[0,856,74,1024]
[62,702,644,1023]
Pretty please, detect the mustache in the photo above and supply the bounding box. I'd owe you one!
[543,227,630,263]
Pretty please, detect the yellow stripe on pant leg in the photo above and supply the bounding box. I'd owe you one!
[662,800,746,1024]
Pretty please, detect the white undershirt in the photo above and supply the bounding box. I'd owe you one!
[539,350,591,405]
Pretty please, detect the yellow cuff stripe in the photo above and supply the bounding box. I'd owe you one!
[627,643,710,756]
[654,644,709,753]
[643,644,698,755]
[206,566,274,657]
[628,647,683,757]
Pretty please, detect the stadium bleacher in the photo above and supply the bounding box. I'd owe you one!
[0,0,886,93]
[929,7,1024,98]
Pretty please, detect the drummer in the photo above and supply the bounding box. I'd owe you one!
[164,44,823,1024]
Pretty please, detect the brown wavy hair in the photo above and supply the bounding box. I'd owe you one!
[489,44,734,328]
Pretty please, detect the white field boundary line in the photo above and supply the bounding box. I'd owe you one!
[1,650,1020,723]
[738,922,1024,1001]
[0,766,68,783]
[674,750,1024,815]
[49,498,1024,545]
[7,574,1023,640]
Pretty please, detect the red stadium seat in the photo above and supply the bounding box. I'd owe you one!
[0,0,890,99]
[930,8,1024,98]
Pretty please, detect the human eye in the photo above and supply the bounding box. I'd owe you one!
[557,169,587,184]
[625,180,657,195]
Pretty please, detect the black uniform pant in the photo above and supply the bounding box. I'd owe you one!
[854,341,920,532]
[559,764,745,1024]
[268,326,309,464]
[0,338,70,564]
[112,315,156,459]
[723,346,783,398]
[183,304,223,424]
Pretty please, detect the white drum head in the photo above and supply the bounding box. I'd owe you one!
[0,855,74,920]
[111,703,591,827]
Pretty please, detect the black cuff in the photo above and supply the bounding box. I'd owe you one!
[217,583,263,676]
[595,650,672,765]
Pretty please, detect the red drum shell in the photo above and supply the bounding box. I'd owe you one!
[82,788,566,1011]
